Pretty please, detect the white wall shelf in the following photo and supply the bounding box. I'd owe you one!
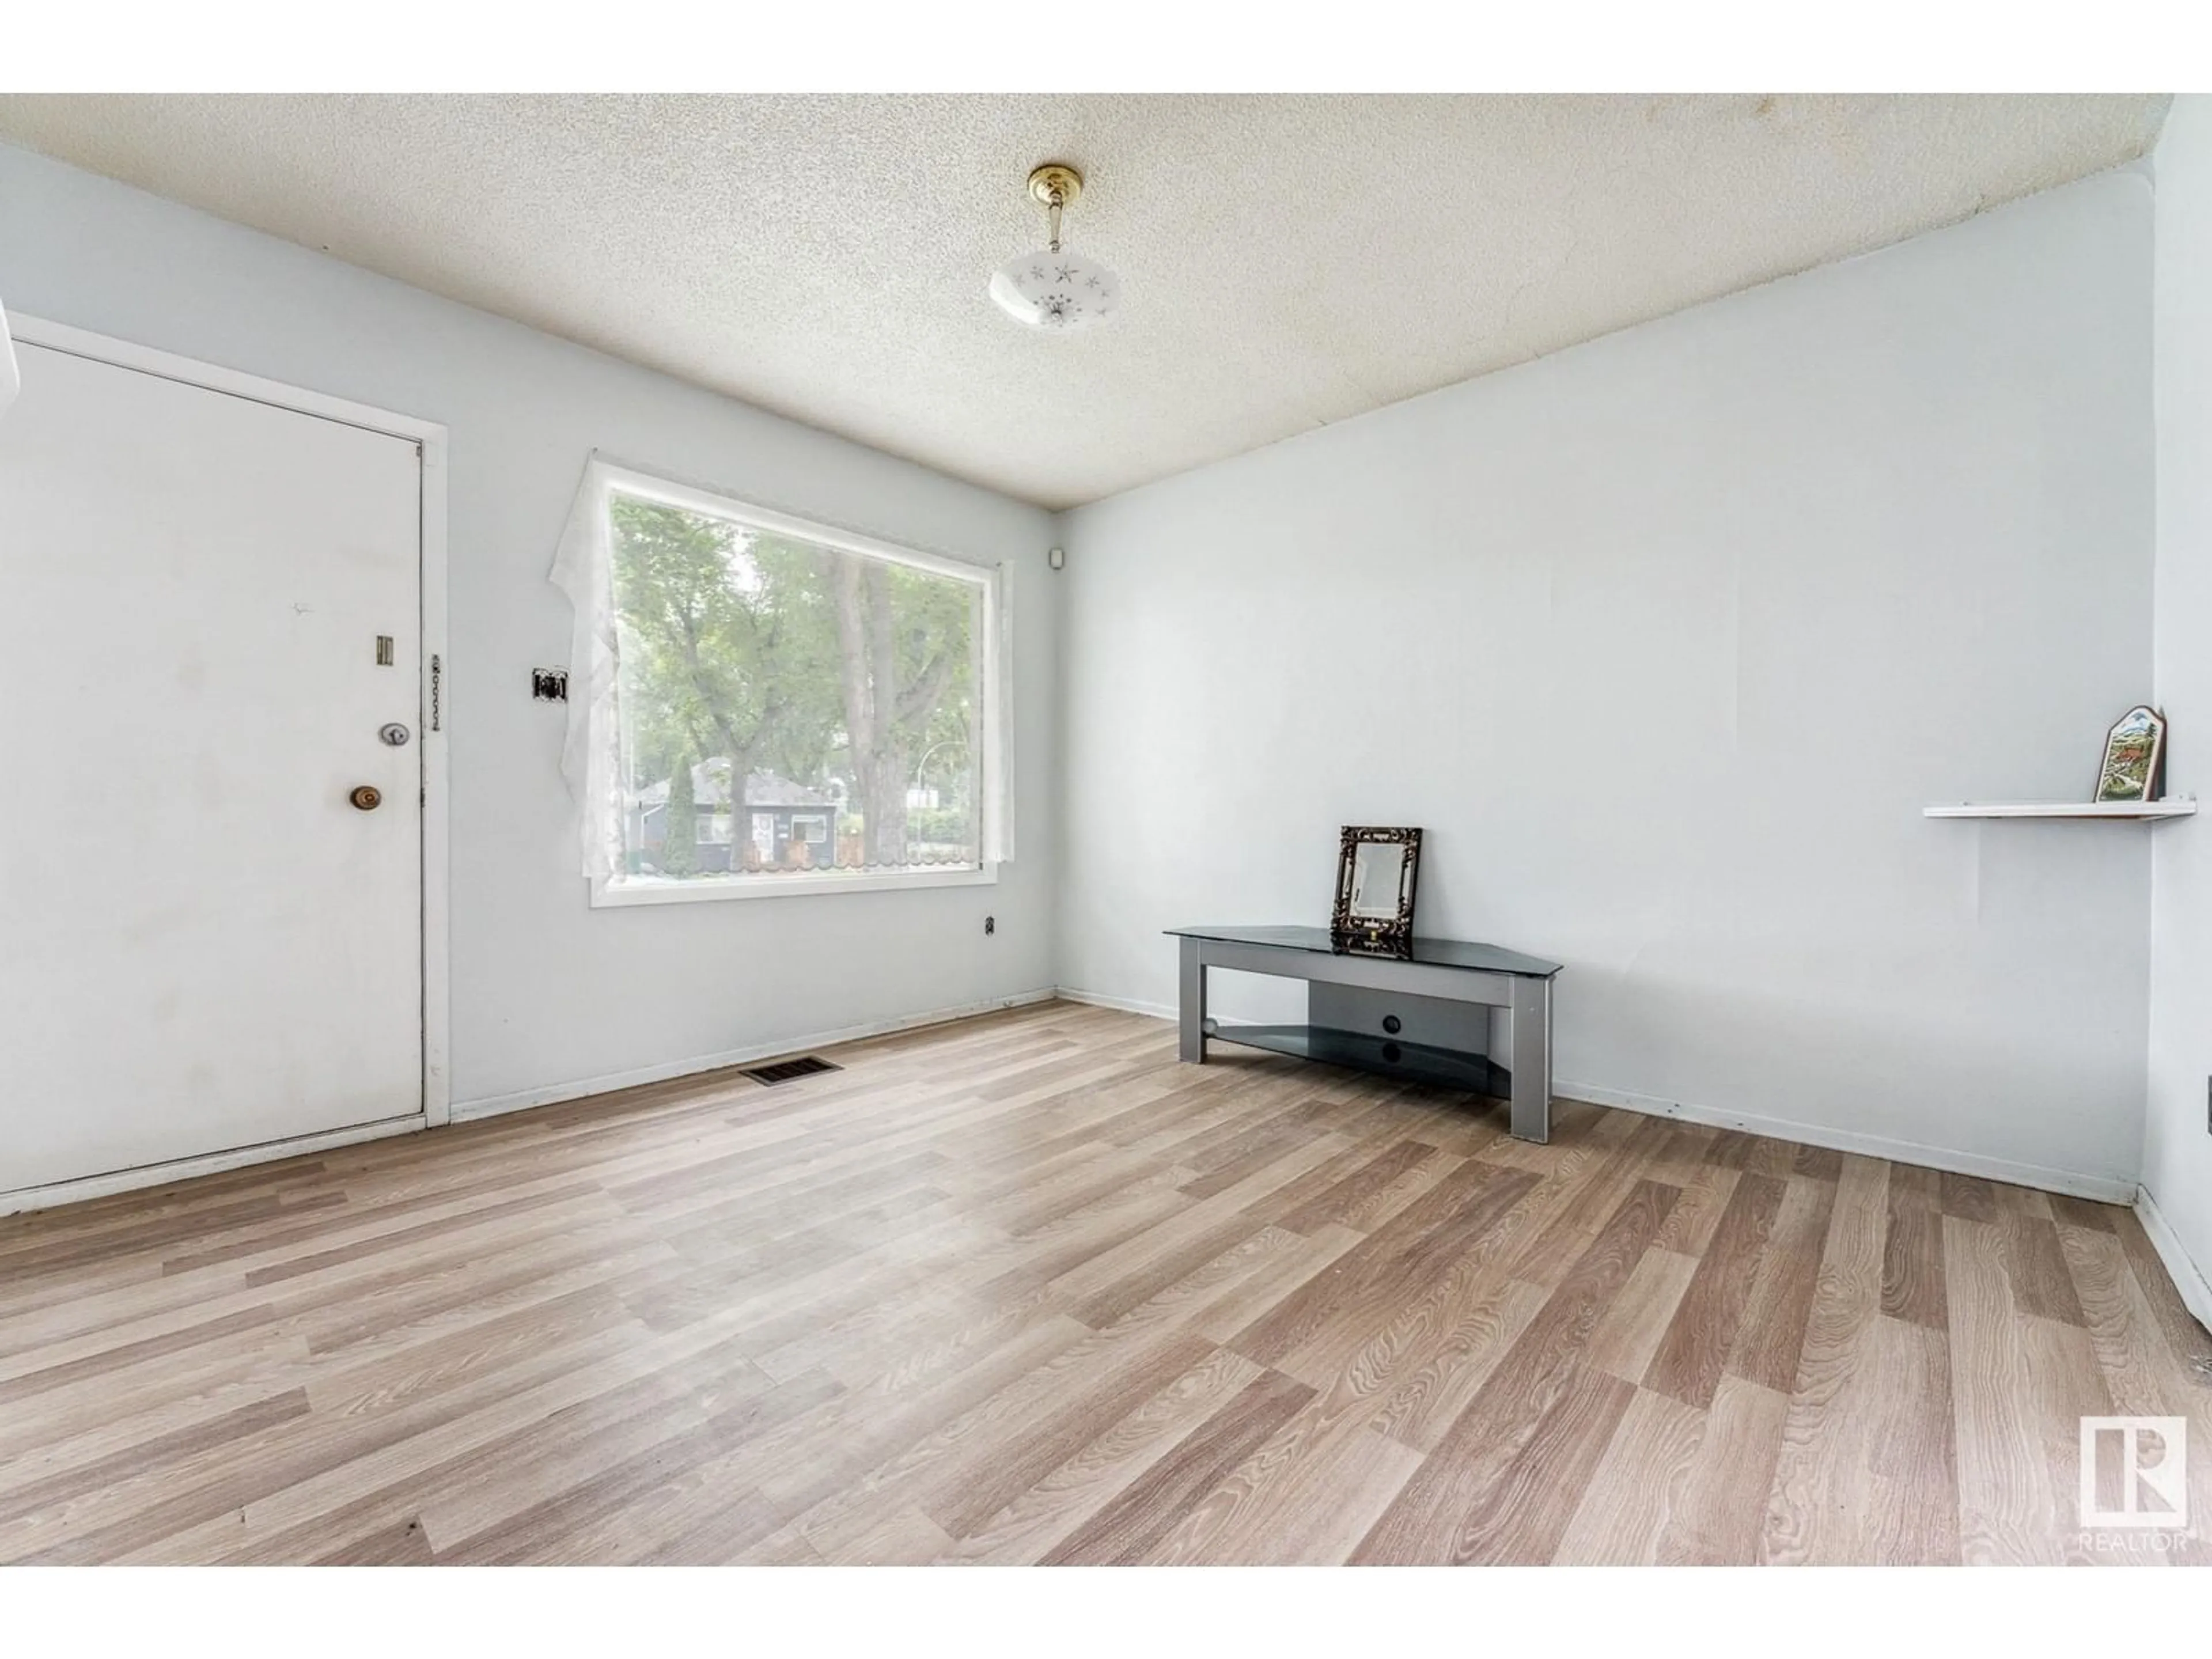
[1923,800,2198,821]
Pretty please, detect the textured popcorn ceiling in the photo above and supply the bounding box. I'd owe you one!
[0,94,2171,508]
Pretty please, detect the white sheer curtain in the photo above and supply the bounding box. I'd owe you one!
[547,454,624,887]
[0,297,21,417]
[980,555,1016,868]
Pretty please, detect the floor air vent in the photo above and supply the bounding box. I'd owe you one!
[740,1055,842,1086]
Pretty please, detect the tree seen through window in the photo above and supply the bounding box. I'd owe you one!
[608,494,982,880]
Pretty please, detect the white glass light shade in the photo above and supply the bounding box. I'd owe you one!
[988,249,1120,331]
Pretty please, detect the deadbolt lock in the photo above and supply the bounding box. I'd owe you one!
[349,785,383,812]
[379,723,411,747]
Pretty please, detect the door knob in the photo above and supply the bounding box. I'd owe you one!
[349,785,382,811]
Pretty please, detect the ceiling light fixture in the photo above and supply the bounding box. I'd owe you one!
[990,164,1119,333]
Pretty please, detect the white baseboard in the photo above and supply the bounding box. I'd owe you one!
[0,1113,426,1218]
[1054,986,1177,1021]
[1556,1078,2139,1205]
[1052,991,2138,1204]
[448,987,1062,1124]
[2134,1184,2212,1335]
[4,990,1066,1213]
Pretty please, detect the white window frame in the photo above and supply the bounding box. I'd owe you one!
[585,463,1006,908]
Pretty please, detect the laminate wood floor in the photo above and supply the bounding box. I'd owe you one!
[3,1001,2208,1566]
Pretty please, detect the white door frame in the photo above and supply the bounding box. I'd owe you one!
[0,314,451,1214]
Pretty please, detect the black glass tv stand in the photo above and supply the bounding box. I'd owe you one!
[1166,925,1562,1143]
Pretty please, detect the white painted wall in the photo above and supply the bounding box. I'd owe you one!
[1058,171,2156,1195]
[2147,97,2212,1300]
[0,142,1059,1115]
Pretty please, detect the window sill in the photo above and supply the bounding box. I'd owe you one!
[591,863,999,908]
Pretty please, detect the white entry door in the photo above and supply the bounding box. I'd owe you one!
[0,339,426,1195]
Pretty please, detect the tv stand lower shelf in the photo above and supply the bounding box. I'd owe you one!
[1203,1021,1514,1099]
[1168,925,1562,1143]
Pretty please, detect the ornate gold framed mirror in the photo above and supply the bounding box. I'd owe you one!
[1332,826,1422,952]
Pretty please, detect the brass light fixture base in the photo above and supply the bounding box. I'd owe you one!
[1027,164,1084,209]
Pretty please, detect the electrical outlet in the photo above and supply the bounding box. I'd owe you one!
[984,915,996,935]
